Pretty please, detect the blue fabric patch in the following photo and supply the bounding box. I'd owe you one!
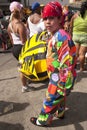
[68,40,75,48]
[58,32,67,42]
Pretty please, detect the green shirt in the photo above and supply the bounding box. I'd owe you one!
[73,11,87,34]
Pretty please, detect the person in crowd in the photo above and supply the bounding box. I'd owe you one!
[27,2,45,37]
[62,6,74,34]
[70,0,87,71]
[7,1,27,60]
[0,9,8,50]
[7,1,30,93]
[62,5,69,16]
[30,1,77,126]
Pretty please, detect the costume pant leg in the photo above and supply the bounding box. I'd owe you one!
[37,72,66,125]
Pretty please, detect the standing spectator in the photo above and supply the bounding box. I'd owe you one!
[27,2,45,37]
[0,9,8,50]
[7,1,27,60]
[62,6,74,34]
[70,1,87,71]
[30,1,77,126]
[7,1,29,93]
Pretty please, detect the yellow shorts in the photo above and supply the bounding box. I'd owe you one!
[73,34,87,47]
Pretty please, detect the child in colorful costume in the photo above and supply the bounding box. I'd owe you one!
[30,1,77,126]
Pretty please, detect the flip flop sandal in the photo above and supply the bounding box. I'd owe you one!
[30,117,49,127]
[30,117,37,125]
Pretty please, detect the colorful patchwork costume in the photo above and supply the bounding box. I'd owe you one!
[30,1,77,126]
[35,29,77,126]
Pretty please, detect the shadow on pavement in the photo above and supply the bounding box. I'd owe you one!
[13,102,29,112]
[0,47,12,54]
[27,79,49,91]
[0,76,17,81]
[51,92,87,129]
[0,101,29,116]
[0,122,24,130]
[32,83,48,91]
[76,71,87,83]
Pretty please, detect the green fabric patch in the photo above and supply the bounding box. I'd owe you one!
[65,77,72,89]
[52,60,60,68]
[57,42,62,47]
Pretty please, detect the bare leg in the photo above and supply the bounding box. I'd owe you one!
[20,72,29,92]
[19,72,34,92]
[20,72,27,86]
[75,43,80,61]
[79,46,87,71]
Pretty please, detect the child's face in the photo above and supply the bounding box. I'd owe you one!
[43,16,61,34]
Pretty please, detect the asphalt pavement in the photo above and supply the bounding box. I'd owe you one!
[0,49,87,130]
